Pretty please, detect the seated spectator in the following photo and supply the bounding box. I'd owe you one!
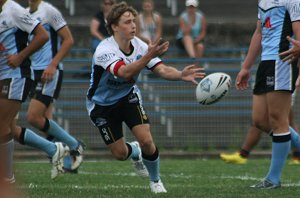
[176,0,207,58]
[136,0,162,44]
[90,0,116,52]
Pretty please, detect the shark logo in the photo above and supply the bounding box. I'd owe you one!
[200,78,212,92]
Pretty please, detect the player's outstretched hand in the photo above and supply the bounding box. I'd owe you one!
[279,36,300,62]
[235,68,250,90]
[181,64,205,85]
[147,38,169,58]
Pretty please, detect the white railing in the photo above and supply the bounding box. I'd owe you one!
[167,0,178,16]
[65,0,75,16]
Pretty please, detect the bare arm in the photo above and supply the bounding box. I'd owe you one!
[153,63,205,84]
[179,16,191,36]
[153,14,162,43]
[7,24,48,68]
[42,26,74,81]
[195,15,207,43]
[242,20,262,71]
[90,18,105,40]
[236,20,262,90]
[117,40,169,80]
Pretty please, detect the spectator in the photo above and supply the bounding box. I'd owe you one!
[176,0,207,58]
[90,0,116,52]
[136,0,162,44]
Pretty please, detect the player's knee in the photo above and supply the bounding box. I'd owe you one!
[139,139,155,154]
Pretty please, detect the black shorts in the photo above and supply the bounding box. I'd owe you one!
[29,69,63,107]
[0,78,33,103]
[88,90,150,145]
[253,60,298,95]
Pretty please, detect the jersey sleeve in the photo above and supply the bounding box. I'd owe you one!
[46,4,67,31]
[285,0,300,22]
[135,37,162,70]
[11,6,40,34]
[94,47,123,70]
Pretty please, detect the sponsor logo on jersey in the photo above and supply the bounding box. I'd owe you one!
[19,14,35,25]
[98,53,115,63]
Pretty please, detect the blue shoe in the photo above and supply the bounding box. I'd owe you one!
[250,179,281,189]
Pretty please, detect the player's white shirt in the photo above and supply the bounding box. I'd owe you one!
[0,0,39,80]
[258,0,300,60]
[87,36,162,106]
[27,1,66,70]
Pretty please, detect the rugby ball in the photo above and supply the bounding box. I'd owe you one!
[196,72,231,105]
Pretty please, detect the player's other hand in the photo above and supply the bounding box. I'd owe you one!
[182,64,205,85]
[147,38,169,58]
[7,54,24,68]
[235,68,250,90]
[279,36,300,62]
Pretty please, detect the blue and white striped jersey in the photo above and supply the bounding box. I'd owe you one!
[27,1,66,70]
[0,0,39,80]
[87,36,162,106]
[258,0,300,60]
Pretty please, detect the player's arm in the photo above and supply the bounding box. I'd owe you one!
[116,40,169,80]
[42,26,73,81]
[7,24,48,68]
[90,18,105,40]
[242,20,262,71]
[153,63,205,85]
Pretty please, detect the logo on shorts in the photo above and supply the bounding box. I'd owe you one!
[101,128,111,141]
[266,76,274,86]
[95,118,107,127]
[1,85,8,95]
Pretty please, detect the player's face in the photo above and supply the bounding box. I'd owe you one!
[114,11,136,40]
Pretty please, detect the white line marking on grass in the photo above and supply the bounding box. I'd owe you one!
[18,184,149,190]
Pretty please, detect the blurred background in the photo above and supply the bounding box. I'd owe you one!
[13,0,300,159]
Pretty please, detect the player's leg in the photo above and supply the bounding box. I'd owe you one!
[123,91,166,193]
[27,70,84,169]
[0,98,18,183]
[288,91,300,164]
[220,126,262,164]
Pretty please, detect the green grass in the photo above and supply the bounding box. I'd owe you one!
[13,159,300,198]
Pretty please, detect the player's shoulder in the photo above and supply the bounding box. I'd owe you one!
[3,0,24,14]
[41,1,61,14]
[258,0,285,10]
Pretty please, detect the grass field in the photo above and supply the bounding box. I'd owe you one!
[13,159,300,198]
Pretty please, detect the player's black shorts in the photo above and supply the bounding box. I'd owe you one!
[253,60,298,95]
[29,69,63,107]
[88,89,150,145]
[0,78,33,103]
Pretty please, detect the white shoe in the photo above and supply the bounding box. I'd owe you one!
[70,142,85,170]
[51,143,69,179]
[150,180,167,193]
[4,174,15,184]
[130,141,149,177]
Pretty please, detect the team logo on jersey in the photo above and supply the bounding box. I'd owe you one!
[136,54,142,60]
